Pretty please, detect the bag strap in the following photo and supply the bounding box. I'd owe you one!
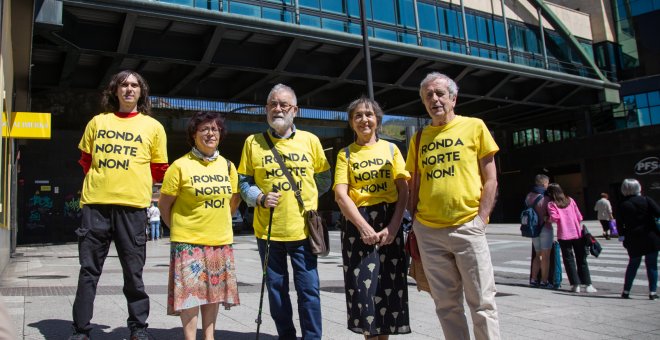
[527,194,543,208]
[262,132,306,211]
[409,128,423,218]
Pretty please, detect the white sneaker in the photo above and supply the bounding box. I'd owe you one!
[571,285,580,293]
[585,285,597,293]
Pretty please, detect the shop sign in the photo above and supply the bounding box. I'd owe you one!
[635,156,660,175]
[2,112,52,139]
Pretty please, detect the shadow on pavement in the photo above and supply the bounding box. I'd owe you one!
[28,319,280,339]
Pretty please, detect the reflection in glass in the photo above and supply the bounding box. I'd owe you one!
[300,14,321,27]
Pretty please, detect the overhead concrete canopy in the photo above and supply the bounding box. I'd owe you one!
[31,0,619,129]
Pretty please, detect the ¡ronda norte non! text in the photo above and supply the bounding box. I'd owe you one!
[94,129,144,170]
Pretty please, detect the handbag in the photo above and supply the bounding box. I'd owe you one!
[263,133,330,256]
[581,225,602,257]
[608,219,619,237]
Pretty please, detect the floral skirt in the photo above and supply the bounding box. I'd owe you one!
[342,202,411,335]
[167,242,240,316]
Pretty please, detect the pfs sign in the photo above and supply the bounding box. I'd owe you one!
[635,157,660,175]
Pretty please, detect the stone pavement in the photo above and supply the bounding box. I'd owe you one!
[1,222,659,339]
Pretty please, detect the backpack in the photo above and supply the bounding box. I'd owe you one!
[520,194,543,238]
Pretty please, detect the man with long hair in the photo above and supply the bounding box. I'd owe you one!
[70,70,168,340]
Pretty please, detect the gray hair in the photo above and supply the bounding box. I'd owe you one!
[534,174,549,186]
[419,72,459,99]
[620,178,642,196]
[267,83,297,106]
[346,96,384,127]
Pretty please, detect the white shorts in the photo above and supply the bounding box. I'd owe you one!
[532,226,554,251]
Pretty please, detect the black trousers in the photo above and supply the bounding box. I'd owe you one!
[72,204,149,333]
[558,238,592,286]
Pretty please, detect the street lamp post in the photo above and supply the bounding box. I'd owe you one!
[358,0,374,100]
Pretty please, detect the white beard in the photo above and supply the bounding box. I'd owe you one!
[268,114,294,135]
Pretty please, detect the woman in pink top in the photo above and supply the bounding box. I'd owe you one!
[546,183,597,294]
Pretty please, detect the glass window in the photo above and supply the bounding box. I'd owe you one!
[263,7,293,23]
[650,106,660,125]
[163,0,193,5]
[399,32,417,44]
[475,15,489,44]
[418,3,438,33]
[525,28,540,54]
[300,14,321,27]
[630,0,654,16]
[299,0,320,9]
[373,0,395,24]
[321,0,345,14]
[374,27,397,41]
[442,7,463,38]
[638,108,651,126]
[466,14,477,42]
[635,93,648,107]
[396,0,416,28]
[264,0,293,5]
[230,2,261,17]
[493,20,506,47]
[347,0,360,18]
[347,21,362,35]
[422,36,441,49]
[648,91,660,106]
[195,0,219,10]
[322,17,346,32]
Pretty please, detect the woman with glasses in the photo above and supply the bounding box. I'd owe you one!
[333,96,411,339]
[159,111,242,340]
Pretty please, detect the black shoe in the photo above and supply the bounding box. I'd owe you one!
[621,292,630,299]
[650,294,659,300]
[68,331,90,340]
[130,326,149,340]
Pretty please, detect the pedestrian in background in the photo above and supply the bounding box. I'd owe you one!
[237,84,331,340]
[546,183,597,294]
[406,72,501,340]
[617,178,660,300]
[159,111,242,339]
[334,96,411,338]
[71,70,169,340]
[526,174,554,288]
[147,202,161,241]
[594,193,614,240]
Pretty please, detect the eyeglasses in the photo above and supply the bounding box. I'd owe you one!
[267,101,295,112]
[197,126,221,134]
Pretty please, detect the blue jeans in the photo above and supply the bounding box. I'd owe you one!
[256,238,322,340]
[623,251,658,293]
[149,221,160,239]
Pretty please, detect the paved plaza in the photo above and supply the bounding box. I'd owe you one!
[1,222,659,339]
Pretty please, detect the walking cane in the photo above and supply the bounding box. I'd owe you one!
[256,187,277,339]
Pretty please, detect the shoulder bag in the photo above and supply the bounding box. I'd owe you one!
[405,128,430,293]
[263,133,329,256]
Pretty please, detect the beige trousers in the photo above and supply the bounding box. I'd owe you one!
[413,216,500,340]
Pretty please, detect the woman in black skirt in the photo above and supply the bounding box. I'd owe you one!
[333,97,411,339]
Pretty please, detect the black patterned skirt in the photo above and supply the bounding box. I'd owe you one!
[341,202,411,335]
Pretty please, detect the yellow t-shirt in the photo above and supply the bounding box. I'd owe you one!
[160,153,238,246]
[79,113,168,208]
[333,139,410,207]
[237,130,330,241]
[405,116,499,228]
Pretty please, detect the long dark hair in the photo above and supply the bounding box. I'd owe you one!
[101,70,151,114]
[186,111,227,147]
[546,183,570,208]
